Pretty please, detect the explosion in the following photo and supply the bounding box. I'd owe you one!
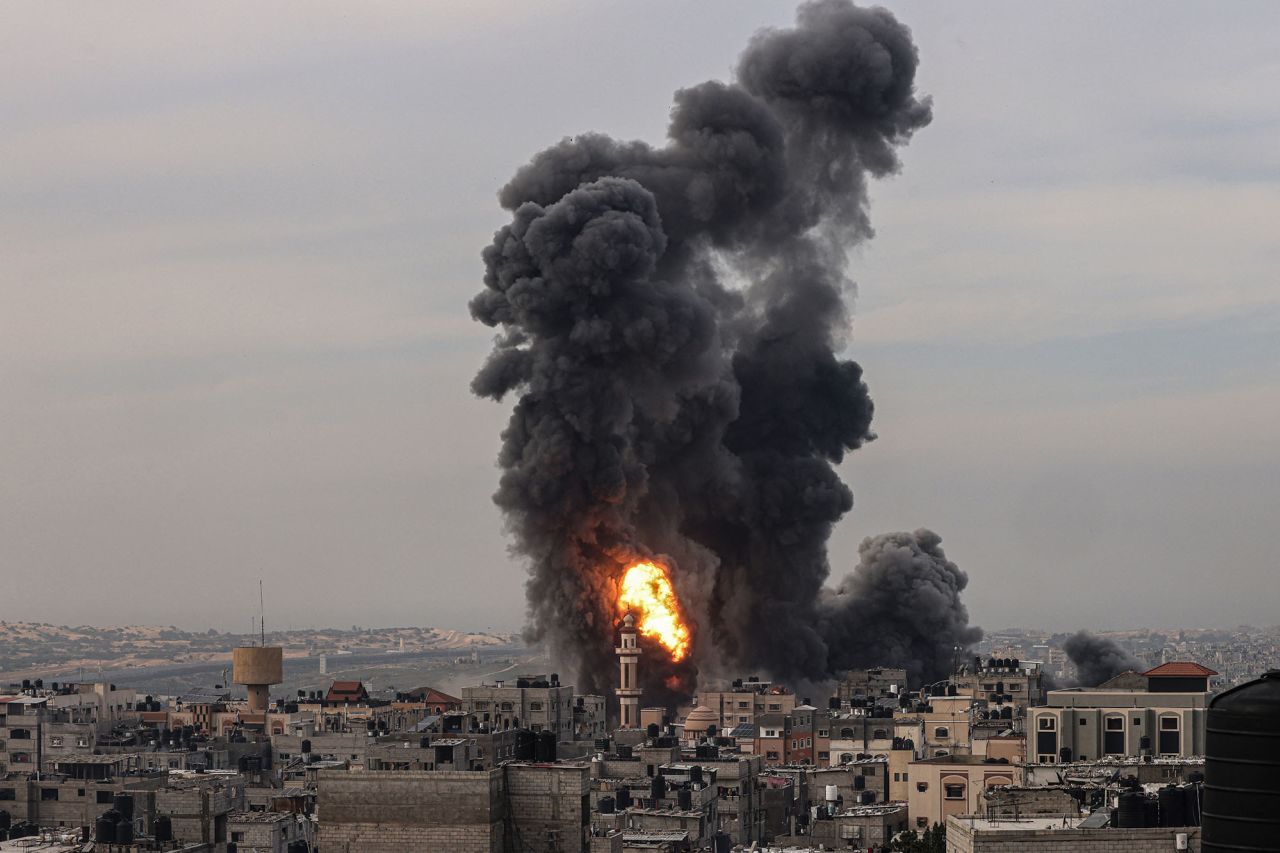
[618,561,691,662]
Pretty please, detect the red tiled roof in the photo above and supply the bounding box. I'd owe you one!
[407,687,462,705]
[1143,662,1218,677]
[329,680,363,691]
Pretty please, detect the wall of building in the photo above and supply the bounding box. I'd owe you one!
[505,764,589,853]
[946,819,1199,853]
[317,769,505,853]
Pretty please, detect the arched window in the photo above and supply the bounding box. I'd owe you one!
[840,728,855,738]
[873,729,888,740]
[934,726,950,739]
[840,753,854,763]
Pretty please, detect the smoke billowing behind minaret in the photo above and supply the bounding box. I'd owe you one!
[470,0,980,696]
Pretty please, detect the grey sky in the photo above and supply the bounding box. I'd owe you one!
[3,1,1278,633]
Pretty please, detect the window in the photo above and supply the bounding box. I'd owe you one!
[917,817,928,829]
[0,789,15,801]
[944,783,965,800]
[840,728,855,738]
[1079,719,1088,726]
[737,702,749,709]
[738,716,748,723]
[916,782,928,792]
[1104,716,1126,755]
[840,753,854,763]
[1038,718,1056,731]
[1133,717,1142,727]
[766,751,779,760]
[474,702,488,710]
[49,736,64,747]
[529,702,543,711]
[500,702,513,711]
[77,737,89,748]
[41,788,59,801]
[97,791,114,804]
[934,727,949,739]
[873,729,888,740]
[1159,717,1181,755]
[231,833,245,843]
[894,772,901,781]
[818,751,829,761]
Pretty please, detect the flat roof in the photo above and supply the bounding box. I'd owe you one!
[953,816,1085,832]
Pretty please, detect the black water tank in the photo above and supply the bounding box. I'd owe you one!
[1143,797,1160,828]
[117,820,134,844]
[1184,784,1202,827]
[599,795,615,814]
[1116,792,1146,828]
[854,775,865,790]
[594,737,611,752]
[616,787,632,809]
[1204,670,1280,851]
[113,792,134,823]
[94,818,115,844]
[859,790,874,805]
[647,723,661,738]
[0,810,8,831]
[536,730,557,762]
[651,774,665,801]
[301,739,312,753]
[677,788,693,810]
[1159,785,1187,827]
[616,744,633,760]
[689,766,703,784]
[155,814,173,842]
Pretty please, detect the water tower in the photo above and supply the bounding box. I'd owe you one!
[233,646,283,713]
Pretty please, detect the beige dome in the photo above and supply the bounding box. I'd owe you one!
[683,705,718,734]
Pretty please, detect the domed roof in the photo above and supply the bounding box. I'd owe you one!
[683,705,718,733]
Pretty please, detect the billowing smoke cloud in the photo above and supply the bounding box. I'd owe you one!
[819,530,984,685]
[470,0,976,695]
[1063,631,1146,687]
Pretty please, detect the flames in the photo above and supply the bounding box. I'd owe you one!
[617,560,691,662]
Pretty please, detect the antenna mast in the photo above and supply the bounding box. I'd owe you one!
[259,579,266,646]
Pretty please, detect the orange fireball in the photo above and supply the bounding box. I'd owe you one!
[618,561,691,662]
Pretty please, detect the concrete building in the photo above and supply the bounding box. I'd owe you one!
[1028,666,1213,764]
[694,679,797,731]
[226,810,312,852]
[945,814,1201,853]
[836,668,907,701]
[906,754,1022,830]
[952,657,1044,712]
[463,676,575,741]
[317,763,590,853]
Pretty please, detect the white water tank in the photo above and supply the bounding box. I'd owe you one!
[826,784,840,802]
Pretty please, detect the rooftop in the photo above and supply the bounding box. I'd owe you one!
[1143,662,1218,678]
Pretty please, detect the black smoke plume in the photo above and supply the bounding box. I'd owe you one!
[470,0,975,696]
[819,530,983,685]
[1063,631,1145,687]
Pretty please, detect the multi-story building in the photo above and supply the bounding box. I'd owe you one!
[463,675,575,741]
[694,679,796,731]
[907,754,1022,830]
[1027,662,1215,764]
[837,668,908,701]
[952,657,1044,712]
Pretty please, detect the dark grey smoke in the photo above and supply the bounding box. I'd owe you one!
[470,0,974,696]
[1063,631,1146,687]
[819,530,983,685]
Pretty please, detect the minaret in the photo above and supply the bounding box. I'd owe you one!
[616,613,641,729]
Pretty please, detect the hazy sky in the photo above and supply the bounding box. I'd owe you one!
[4,2,1278,634]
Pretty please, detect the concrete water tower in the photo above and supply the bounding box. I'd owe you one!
[232,646,283,713]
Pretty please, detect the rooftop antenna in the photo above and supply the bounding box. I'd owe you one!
[259,579,266,647]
